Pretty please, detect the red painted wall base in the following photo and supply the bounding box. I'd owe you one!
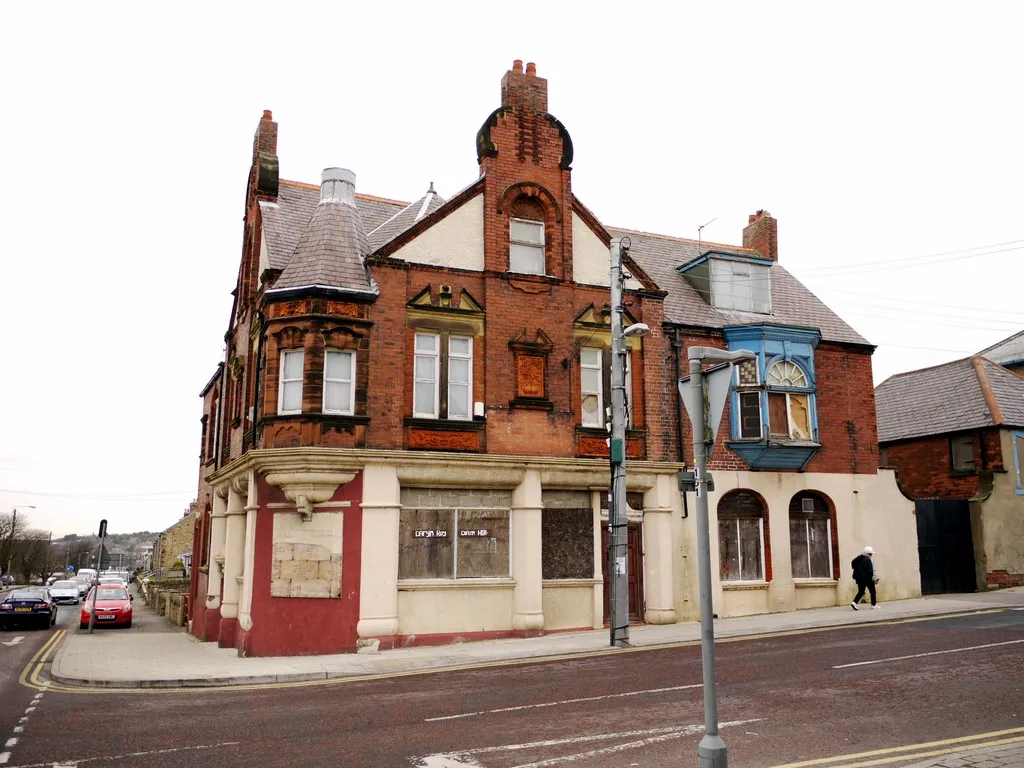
[218,617,238,649]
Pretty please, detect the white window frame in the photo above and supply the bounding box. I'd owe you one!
[509,218,545,276]
[580,347,603,428]
[792,516,833,581]
[413,332,441,419]
[722,516,766,583]
[710,259,771,313]
[277,349,304,415]
[447,336,473,421]
[623,350,633,429]
[322,349,356,416]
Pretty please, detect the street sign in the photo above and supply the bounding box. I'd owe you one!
[678,362,735,459]
[98,519,107,538]
[66,565,75,573]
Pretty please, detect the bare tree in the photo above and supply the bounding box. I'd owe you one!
[1,511,28,579]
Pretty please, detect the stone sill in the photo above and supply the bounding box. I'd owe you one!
[722,581,769,591]
[398,578,514,591]
[793,579,838,589]
[542,578,601,588]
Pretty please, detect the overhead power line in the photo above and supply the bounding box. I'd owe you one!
[798,239,1024,274]
[817,288,1024,318]
[799,244,1024,277]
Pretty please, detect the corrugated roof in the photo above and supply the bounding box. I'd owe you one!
[612,228,870,345]
[875,356,1024,442]
[979,329,1024,366]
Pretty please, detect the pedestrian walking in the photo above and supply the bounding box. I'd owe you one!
[851,546,879,610]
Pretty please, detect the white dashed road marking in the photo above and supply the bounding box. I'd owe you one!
[833,639,1024,668]
[8,741,242,767]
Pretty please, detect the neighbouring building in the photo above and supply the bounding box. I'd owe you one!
[152,511,196,576]
[979,330,1024,377]
[876,348,1024,593]
[187,61,916,657]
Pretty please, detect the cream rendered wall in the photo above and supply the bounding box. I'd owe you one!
[980,430,1024,584]
[571,212,641,289]
[679,468,919,620]
[390,194,484,270]
[542,583,597,630]
[397,584,514,634]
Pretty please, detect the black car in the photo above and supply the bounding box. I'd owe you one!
[0,588,58,630]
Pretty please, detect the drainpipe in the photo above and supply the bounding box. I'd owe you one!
[672,328,689,519]
[250,311,266,451]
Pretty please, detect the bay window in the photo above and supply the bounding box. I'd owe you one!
[323,350,355,415]
[278,349,304,415]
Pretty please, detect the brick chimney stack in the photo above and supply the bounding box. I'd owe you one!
[249,109,279,202]
[501,60,547,112]
[743,210,778,262]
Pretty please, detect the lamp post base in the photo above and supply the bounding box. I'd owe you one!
[697,734,728,768]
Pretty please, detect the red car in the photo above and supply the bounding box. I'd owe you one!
[80,585,133,629]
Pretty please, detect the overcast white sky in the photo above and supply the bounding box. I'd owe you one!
[1,2,1021,538]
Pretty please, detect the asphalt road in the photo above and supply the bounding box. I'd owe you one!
[1,593,1022,768]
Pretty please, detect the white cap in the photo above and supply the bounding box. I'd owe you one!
[864,546,874,555]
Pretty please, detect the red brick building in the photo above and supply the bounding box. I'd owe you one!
[188,62,914,657]
[877,351,1024,592]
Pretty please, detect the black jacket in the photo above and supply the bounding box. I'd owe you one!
[852,554,874,585]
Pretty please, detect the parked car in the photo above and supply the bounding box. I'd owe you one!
[0,588,58,630]
[97,575,127,590]
[48,579,80,605]
[74,576,94,597]
[81,585,133,629]
[0,575,14,587]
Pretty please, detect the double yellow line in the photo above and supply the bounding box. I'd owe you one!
[772,726,1024,767]
[18,629,65,689]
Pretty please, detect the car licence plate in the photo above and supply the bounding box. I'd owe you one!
[97,615,116,620]
[15,607,32,612]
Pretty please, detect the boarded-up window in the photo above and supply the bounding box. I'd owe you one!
[768,393,788,437]
[950,435,976,472]
[739,392,762,438]
[718,490,765,582]
[789,492,833,579]
[542,491,594,580]
[398,488,510,580]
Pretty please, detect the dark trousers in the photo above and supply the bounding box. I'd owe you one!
[854,581,877,606]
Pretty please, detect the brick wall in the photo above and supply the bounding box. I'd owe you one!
[882,428,1004,499]
[154,513,196,572]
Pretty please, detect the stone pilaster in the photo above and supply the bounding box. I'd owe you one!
[220,476,247,621]
[357,465,400,638]
[206,488,228,610]
[239,470,258,632]
[642,474,677,624]
[511,470,544,631]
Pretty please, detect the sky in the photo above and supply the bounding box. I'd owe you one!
[1,2,1021,538]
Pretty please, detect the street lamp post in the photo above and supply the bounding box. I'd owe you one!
[682,347,756,768]
[608,237,649,648]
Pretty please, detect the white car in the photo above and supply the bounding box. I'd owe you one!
[74,577,93,597]
[97,575,127,590]
[49,579,80,604]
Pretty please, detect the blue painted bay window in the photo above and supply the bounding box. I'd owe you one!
[724,325,821,470]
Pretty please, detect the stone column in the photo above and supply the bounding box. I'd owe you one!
[220,476,247,621]
[642,474,677,625]
[511,470,544,631]
[239,470,258,633]
[357,465,401,639]
[206,488,228,610]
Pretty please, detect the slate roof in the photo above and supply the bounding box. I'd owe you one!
[271,192,374,294]
[875,356,1024,443]
[610,228,870,345]
[367,186,446,253]
[259,181,406,271]
[979,329,1024,367]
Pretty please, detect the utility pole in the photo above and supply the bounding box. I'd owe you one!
[681,347,755,768]
[608,237,649,648]
[89,519,108,634]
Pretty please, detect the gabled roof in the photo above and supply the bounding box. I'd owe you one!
[259,181,407,271]
[979,329,1024,367]
[612,228,869,345]
[875,355,1024,443]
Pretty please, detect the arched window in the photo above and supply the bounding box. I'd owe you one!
[509,197,545,275]
[789,491,836,579]
[718,490,768,582]
[766,360,812,440]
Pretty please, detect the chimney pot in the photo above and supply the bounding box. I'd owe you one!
[513,59,524,73]
[262,109,273,121]
[320,167,356,206]
[526,62,536,75]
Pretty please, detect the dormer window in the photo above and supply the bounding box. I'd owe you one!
[710,259,771,313]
